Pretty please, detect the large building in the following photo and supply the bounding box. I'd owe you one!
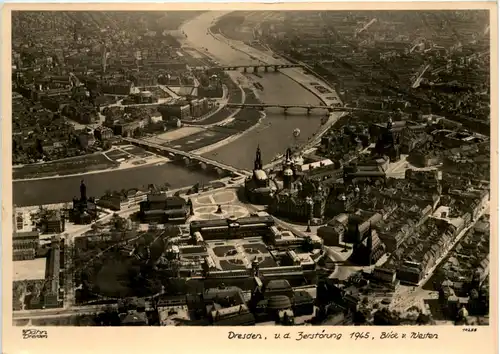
[343,211,386,266]
[13,230,39,261]
[94,125,114,141]
[183,214,319,289]
[139,193,189,224]
[158,101,191,121]
[250,279,314,323]
[97,192,130,211]
[44,236,62,308]
[317,213,349,246]
[372,118,402,162]
[190,215,275,241]
[42,210,65,234]
[70,180,98,224]
[244,146,275,204]
[268,149,331,223]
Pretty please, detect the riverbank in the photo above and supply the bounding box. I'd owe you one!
[13,144,172,182]
[212,20,345,161]
[13,163,217,207]
[14,157,170,183]
[215,25,342,107]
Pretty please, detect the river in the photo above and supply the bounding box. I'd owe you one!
[13,11,325,206]
[13,163,216,207]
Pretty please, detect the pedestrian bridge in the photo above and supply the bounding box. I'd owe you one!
[226,103,387,115]
[122,137,251,178]
[211,63,303,73]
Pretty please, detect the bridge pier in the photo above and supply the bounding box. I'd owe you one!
[253,66,258,73]
[183,157,191,166]
[306,108,311,115]
[243,67,247,73]
[199,162,207,170]
[264,66,269,73]
[274,65,279,72]
[283,107,288,115]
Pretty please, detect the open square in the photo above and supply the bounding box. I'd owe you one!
[206,238,278,271]
[190,189,250,221]
[13,258,47,282]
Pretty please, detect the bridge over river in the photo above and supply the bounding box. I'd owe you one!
[225,103,389,115]
[211,63,303,73]
[123,137,251,178]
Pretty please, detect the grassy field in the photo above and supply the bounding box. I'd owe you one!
[168,108,261,152]
[190,107,235,126]
[13,154,118,180]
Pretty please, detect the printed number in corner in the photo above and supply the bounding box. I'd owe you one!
[462,328,478,332]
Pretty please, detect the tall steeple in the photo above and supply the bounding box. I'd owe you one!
[80,179,87,202]
[254,145,263,170]
[285,147,292,163]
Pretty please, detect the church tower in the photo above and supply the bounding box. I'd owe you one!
[80,179,87,202]
[285,148,292,164]
[254,145,263,170]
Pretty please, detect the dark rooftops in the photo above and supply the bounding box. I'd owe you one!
[346,171,386,178]
[203,286,245,303]
[213,312,256,326]
[293,290,314,304]
[265,279,292,292]
[120,311,148,326]
[147,194,186,206]
[14,230,39,239]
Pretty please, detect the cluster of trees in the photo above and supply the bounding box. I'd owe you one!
[126,262,163,298]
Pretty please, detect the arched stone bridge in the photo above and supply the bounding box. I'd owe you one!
[210,63,303,73]
[226,103,388,115]
[122,137,251,178]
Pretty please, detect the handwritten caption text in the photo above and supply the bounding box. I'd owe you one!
[228,330,440,341]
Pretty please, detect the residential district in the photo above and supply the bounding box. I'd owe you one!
[12,11,490,327]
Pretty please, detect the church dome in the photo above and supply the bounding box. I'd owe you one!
[253,169,268,181]
[267,295,292,311]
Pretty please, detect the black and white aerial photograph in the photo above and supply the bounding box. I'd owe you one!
[10,9,492,328]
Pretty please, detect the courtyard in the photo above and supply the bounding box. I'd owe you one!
[190,188,250,221]
[206,238,277,271]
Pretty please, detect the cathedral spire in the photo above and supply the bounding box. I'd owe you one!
[285,147,292,164]
[254,145,262,170]
[80,179,87,202]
